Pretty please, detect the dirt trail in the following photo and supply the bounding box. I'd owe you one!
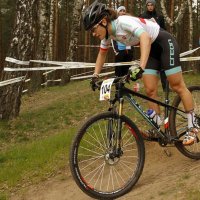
[10,143,200,200]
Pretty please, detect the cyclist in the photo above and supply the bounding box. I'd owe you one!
[111,6,135,77]
[82,0,199,145]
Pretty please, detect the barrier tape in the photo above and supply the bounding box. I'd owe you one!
[4,50,200,72]
[71,71,114,80]
[3,60,140,71]
[3,56,200,72]
[0,76,25,87]
[180,56,200,61]
[1,47,199,87]
[5,57,30,65]
[78,45,140,48]
[180,47,200,57]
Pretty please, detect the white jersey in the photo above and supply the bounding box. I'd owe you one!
[100,15,160,50]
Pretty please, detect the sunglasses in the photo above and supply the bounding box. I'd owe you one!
[90,20,103,33]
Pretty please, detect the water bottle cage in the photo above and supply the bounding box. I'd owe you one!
[146,109,162,128]
[148,116,160,128]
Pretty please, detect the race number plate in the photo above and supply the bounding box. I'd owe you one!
[100,78,114,101]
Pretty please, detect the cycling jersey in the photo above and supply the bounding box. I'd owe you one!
[100,15,160,49]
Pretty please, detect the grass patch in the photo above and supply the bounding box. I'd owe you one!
[0,193,7,200]
[0,127,75,191]
[186,189,200,200]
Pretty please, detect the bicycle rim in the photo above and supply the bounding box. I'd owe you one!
[170,85,200,159]
[70,112,145,199]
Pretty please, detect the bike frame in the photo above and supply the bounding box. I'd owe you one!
[110,81,185,144]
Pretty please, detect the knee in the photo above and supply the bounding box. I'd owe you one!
[145,87,157,97]
[171,83,186,94]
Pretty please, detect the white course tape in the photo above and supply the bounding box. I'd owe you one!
[0,76,25,87]
[30,59,95,66]
[180,47,200,57]
[4,46,199,71]
[180,56,200,62]
[3,61,140,71]
[5,57,30,65]
[71,71,114,80]
[4,66,69,72]
[43,70,56,75]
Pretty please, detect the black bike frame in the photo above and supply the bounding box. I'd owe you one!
[113,82,185,141]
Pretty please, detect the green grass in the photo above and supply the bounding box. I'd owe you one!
[0,79,110,197]
[0,129,74,186]
[186,189,200,200]
[0,73,199,198]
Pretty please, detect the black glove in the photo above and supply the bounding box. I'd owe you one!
[90,75,99,91]
[129,65,144,81]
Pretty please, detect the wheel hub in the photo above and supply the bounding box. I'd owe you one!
[105,153,120,165]
[104,148,123,165]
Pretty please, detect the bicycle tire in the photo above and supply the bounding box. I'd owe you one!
[169,85,200,159]
[69,111,145,199]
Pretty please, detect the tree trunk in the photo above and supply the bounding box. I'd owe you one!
[160,0,187,32]
[61,0,84,85]
[48,0,55,60]
[0,2,2,72]
[29,0,50,93]
[187,0,193,50]
[169,0,175,33]
[54,0,58,60]
[0,0,36,120]
[46,0,58,86]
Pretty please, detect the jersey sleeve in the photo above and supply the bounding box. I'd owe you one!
[100,38,111,51]
[119,17,146,38]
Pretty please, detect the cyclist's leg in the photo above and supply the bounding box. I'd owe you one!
[142,72,162,139]
[143,71,160,114]
[166,71,193,111]
[142,40,162,115]
[157,29,199,145]
[167,71,199,145]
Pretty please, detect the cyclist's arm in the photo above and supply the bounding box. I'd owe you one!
[138,32,151,70]
[119,18,151,70]
[94,49,108,75]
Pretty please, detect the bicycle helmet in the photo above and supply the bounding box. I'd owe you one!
[83,0,109,31]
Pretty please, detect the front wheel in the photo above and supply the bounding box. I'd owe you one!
[69,111,145,199]
[169,85,200,159]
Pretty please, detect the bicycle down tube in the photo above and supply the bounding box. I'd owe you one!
[119,86,185,141]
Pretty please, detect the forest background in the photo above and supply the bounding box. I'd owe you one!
[0,0,199,120]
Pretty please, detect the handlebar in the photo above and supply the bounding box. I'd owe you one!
[94,74,130,91]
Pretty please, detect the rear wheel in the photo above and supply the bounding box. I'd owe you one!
[169,85,200,159]
[69,111,145,199]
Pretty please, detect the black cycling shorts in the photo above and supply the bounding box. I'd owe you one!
[144,29,182,76]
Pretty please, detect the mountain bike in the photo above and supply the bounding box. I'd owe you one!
[69,75,200,199]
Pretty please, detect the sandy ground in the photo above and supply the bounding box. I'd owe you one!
[10,142,200,200]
